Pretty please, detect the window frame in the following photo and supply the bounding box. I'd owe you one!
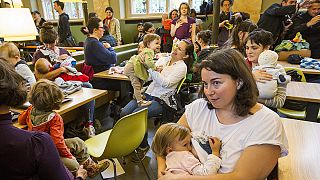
[40,0,84,21]
[125,0,202,19]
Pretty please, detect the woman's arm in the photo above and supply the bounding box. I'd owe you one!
[159,144,280,180]
[258,83,287,108]
[191,23,196,44]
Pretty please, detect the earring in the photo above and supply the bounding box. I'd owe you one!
[237,80,243,90]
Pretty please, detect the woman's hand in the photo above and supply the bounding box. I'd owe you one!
[175,19,184,29]
[103,42,111,48]
[253,70,273,83]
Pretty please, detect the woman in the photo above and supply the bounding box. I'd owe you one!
[158,49,288,179]
[197,30,214,62]
[120,40,194,161]
[137,22,155,43]
[0,60,87,179]
[33,22,96,137]
[103,7,122,45]
[246,29,287,109]
[223,19,257,55]
[171,2,196,44]
[84,17,118,91]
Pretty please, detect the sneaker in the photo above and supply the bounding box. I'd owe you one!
[130,145,150,163]
[83,158,110,177]
[138,100,152,107]
[83,125,96,138]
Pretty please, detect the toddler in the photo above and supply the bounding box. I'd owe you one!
[151,123,222,175]
[18,79,108,177]
[124,34,161,107]
[253,50,290,99]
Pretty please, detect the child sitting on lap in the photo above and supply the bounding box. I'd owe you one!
[253,50,290,99]
[152,123,222,175]
[124,34,161,107]
[18,79,108,177]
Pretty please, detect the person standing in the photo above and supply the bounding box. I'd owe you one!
[53,0,76,47]
[217,0,234,47]
[103,7,122,46]
[257,0,310,46]
[287,0,320,59]
[32,10,46,31]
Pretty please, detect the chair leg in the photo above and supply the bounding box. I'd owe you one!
[134,150,152,180]
[109,158,117,180]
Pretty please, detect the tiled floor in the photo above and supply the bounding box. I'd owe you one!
[88,105,159,180]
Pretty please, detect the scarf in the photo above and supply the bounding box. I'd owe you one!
[105,16,112,28]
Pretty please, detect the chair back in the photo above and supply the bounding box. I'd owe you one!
[284,67,306,82]
[176,76,186,93]
[102,108,148,159]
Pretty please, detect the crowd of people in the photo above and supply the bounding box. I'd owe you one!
[1,0,319,179]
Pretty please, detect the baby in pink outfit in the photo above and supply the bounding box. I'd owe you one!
[152,123,222,175]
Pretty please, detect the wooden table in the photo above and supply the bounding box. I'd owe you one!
[13,88,107,128]
[278,118,320,180]
[286,81,320,122]
[278,61,320,75]
[94,70,130,100]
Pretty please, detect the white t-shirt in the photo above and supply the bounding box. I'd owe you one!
[185,99,288,173]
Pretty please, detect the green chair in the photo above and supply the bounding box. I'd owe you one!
[277,67,320,119]
[84,108,151,180]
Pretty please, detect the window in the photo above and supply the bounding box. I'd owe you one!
[41,0,83,21]
[128,0,203,18]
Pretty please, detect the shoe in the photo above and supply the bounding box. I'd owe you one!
[138,100,152,107]
[130,145,150,163]
[82,158,110,177]
[83,125,96,138]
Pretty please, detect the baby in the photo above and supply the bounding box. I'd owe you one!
[124,34,161,107]
[152,123,222,175]
[36,58,89,82]
[253,50,290,99]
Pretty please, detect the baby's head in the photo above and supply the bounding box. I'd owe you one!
[0,42,20,65]
[258,50,278,67]
[29,79,64,112]
[151,123,191,157]
[35,58,52,74]
[143,34,161,53]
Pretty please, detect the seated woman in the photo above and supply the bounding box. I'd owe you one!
[84,17,119,91]
[0,60,87,179]
[158,48,288,179]
[120,39,194,161]
[33,22,96,138]
[222,19,257,56]
[246,29,288,109]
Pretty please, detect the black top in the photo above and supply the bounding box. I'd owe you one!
[257,3,296,44]
[58,12,72,43]
[287,12,320,59]
[0,113,75,179]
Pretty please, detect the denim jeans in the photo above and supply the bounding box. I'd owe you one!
[120,93,163,148]
[81,82,95,124]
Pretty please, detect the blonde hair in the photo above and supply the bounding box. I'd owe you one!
[0,42,20,60]
[29,79,64,112]
[143,34,160,48]
[151,123,190,157]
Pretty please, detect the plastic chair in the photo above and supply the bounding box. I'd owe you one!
[84,108,151,180]
[277,67,320,119]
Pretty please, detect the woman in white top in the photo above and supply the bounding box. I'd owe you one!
[158,48,288,179]
[120,39,194,154]
[103,7,122,45]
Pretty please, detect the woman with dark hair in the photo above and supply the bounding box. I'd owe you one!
[171,2,196,44]
[0,60,87,179]
[197,30,214,62]
[223,19,258,55]
[160,10,178,52]
[100,25,117,47]
[158,48,288,179]
[103,7,122,45]
[246,29,287,109]
[84,17,118,90]
[120,40,195,161]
